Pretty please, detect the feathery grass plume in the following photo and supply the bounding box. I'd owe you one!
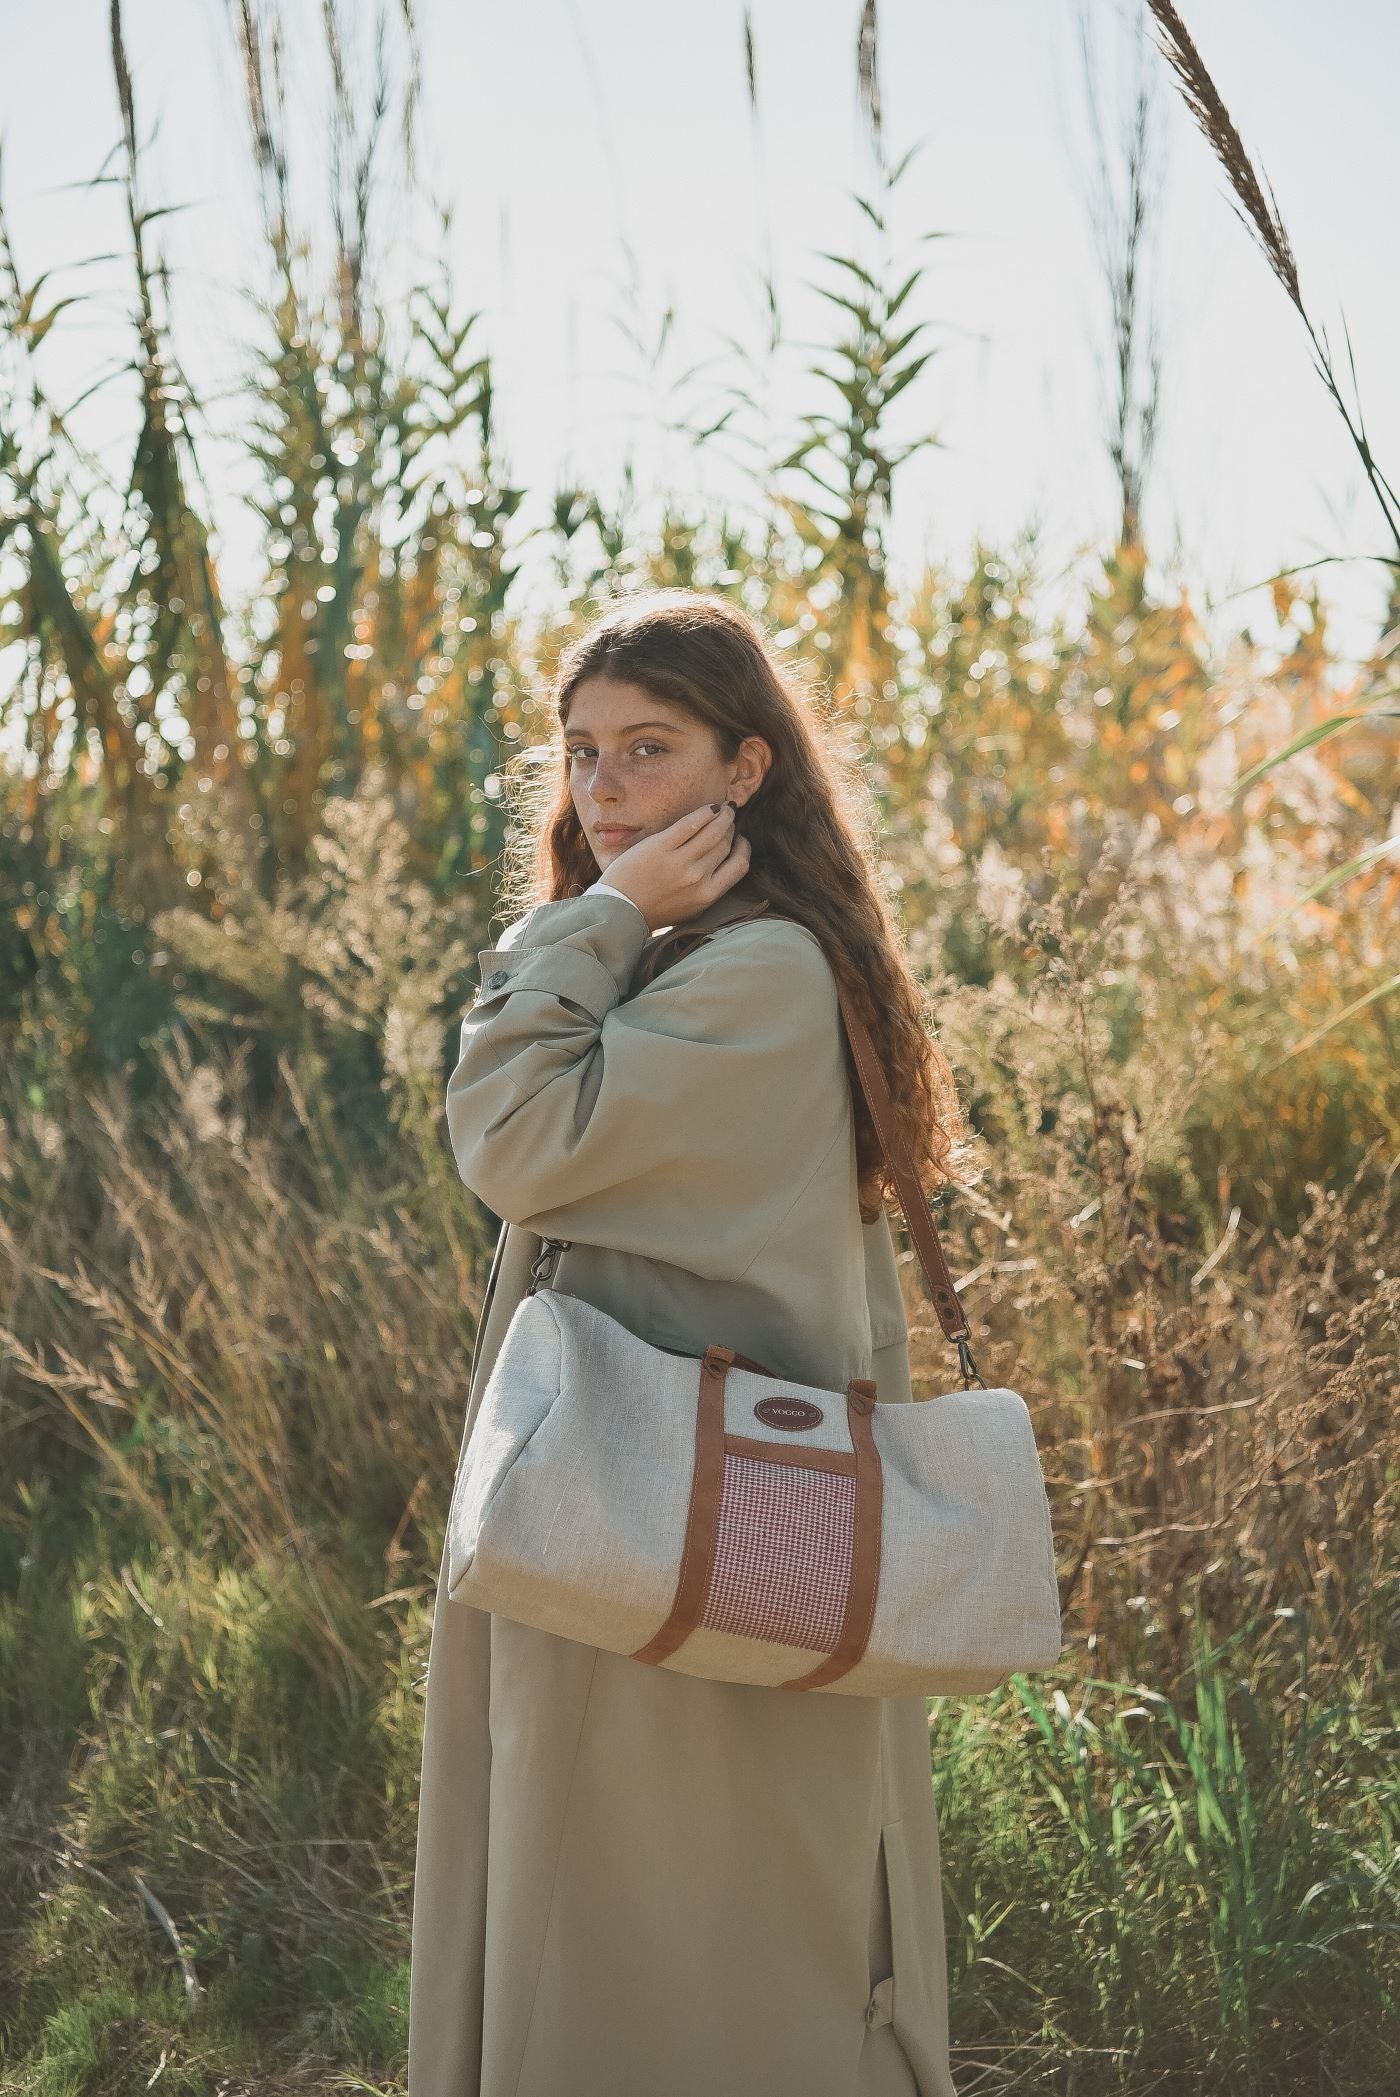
[1145,0,1400,558]
[1144,0,1300,308]
[1145,0,1400,1063]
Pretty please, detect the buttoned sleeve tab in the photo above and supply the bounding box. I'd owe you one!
[470,887,654,1024]
[445,906,849,1282]
[471,943,623,1025]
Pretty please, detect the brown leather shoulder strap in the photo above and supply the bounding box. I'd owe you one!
[637,899,980,1382]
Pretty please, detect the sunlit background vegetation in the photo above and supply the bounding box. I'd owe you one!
[1,2,1396,2091]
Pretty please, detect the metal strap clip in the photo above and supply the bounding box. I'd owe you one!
[956,1332,987,1390]
[526,1236,572,1296]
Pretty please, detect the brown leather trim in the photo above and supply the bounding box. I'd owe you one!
[651,1340,782,1380]
[631,1346,733,1667]
[779,1379,883,1690]
[723,1433,857,1476]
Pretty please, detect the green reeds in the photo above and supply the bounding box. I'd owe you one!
[935,1616,1397,2088]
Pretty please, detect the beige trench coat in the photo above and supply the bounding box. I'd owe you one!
[408,874,960,2097]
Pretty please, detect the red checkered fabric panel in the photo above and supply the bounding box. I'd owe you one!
[699,1454,856,1653]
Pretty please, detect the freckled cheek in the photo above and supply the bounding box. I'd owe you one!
[605,760,693,825]
[648,761,696,812]
[572,756,703,825]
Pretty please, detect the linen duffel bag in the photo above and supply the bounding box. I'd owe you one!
[445,901,1062,1696]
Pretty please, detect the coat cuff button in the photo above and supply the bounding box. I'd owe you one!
[865,1976,894,2029]
[482,969,510,991]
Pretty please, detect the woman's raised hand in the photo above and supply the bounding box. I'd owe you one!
[596,801,750,932]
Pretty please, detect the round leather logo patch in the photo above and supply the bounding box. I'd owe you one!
[754,1396,824,1431]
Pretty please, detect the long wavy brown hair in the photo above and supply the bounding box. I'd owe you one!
[497,589,975,1224]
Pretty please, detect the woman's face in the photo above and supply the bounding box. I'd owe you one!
[564,674,768,871]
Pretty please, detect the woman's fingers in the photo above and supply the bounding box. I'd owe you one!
[697,810,740,877]
[705,828,749,888]
[660,800,734,866]
[673,800,733,840]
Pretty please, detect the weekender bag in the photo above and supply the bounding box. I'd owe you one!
[446,903,1062,1697]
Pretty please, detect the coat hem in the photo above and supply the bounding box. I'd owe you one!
[506,1640,603,2095]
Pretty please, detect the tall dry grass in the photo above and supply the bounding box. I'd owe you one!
[2,758,1395,2089]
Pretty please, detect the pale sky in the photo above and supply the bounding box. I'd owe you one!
[5,0,1400,666]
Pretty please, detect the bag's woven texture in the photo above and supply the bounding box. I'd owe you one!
[699,1456,855,1652]
[447,1290,1062,1697]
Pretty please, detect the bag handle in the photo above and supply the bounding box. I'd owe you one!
[641,901,986,1389]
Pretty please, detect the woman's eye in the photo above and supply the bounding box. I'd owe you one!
[567,742,665,761]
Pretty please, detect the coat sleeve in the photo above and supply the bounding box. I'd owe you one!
[444,890,851,1281]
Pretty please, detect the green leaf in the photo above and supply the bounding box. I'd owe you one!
[1233,704,1400,793]
[882,351,936,405]
[1268,972,1400,1066]
[885,271,924,325]
[1254,835,1400,934]
[814,251,882,297]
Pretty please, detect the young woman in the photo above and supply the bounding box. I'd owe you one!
[408,590,973,2097]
